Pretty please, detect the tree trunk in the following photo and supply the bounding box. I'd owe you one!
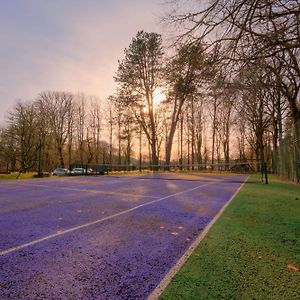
[211,97,218,170]
[180,113,183,170]
[139,125,142,171]
[165,123,177,166]
[191,97,195,170]
[58,145,64,168]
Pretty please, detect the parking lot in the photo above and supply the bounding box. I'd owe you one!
[0,173,247,299]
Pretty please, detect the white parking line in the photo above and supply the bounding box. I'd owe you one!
[0,181,218,256]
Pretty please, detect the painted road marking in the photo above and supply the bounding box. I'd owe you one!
[147,176,249,300]
[1,180,222,256]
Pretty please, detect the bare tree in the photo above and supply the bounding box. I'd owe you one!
[241,65,272,169]
[74,93,87,165]
[0,127,17,171]
[38,91,74,167]
[89,98,102,164]
[166,0,300,123]
[164,42,207,165]
[193,96,206,166]
[218,89,235,166]
[6,102,40,172]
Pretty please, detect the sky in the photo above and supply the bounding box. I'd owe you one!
[0,0,166,124]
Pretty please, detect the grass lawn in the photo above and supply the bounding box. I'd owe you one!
[160,175,300,300]
[0,172,36,180]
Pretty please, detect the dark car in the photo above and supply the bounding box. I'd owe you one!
[52,168,69,176]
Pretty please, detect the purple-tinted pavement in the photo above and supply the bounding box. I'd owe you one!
[0,173,247,299]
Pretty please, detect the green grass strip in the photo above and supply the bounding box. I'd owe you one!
[160,175,300,300]
[0,172,36,180]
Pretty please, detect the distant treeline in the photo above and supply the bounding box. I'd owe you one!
[0,1,299,173]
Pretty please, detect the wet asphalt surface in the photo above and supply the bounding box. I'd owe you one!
[0,173,247,299]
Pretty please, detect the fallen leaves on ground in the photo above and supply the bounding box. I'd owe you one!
[287,264,299,271]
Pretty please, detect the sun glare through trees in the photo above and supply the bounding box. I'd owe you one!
[153,89,166,107]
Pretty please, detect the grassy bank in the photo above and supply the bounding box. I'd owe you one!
[160,175,300,299]
[0,172,36,180]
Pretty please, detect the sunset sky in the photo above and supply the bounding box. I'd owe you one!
[0,0,165,123]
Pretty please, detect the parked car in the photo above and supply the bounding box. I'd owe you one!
[87,168,94,175]
[70,167,86,175]
[52,168,69,176]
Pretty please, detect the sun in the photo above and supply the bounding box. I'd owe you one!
[153,89,166,106]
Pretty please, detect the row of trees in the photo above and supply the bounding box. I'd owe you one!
[167,0,300,169]
[110,0,299,169]
[0,92,111,172]
[0,0,299,173]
